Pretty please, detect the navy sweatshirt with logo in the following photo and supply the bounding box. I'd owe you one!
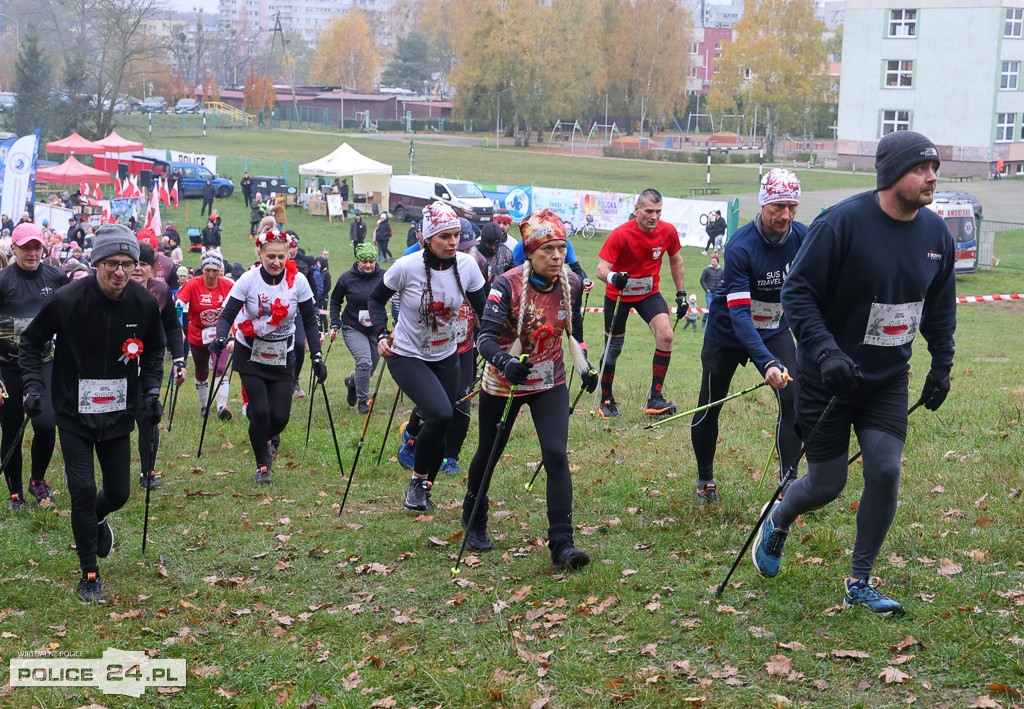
[704,219,807,371]
[781,190,956,385]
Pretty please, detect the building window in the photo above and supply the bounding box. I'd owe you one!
[884,60,913,88]
[1006,8,1023,37]
[997,112,1015,141]
[881,109,911,135]
[1017,163,1024,175]
[888,9,917,37]
[688,67,699,78]
[1002,60,1019,89]
[689,42,699,54]
[743,67,752,80]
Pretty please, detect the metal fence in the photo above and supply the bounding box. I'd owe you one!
[978,220,1024,270]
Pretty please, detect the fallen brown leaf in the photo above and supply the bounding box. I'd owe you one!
[766,655,793,676]
[877,667,910,684]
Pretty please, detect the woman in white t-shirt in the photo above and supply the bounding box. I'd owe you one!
[212,229,326,485]
[368,202,486,512]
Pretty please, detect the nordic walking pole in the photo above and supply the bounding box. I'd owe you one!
[567,289,590,393]
[338,364,387,516]
[0,415,29,494]
[453,356,525,576]
[162,368,173,409]
[590,288,623,416]
[454,387,481,406]
[196,352,233,458]
[319,377,347,480]
[166,357,185,432]
[525,376,595,492]
[714,395,839,597]
[304,369,318,449]
[672,305,686,333]
[376,386,402,466]
[847,398,925,467]
[644,380,769,430]
[141,420,159,555]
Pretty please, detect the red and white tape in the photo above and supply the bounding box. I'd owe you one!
[957,294,1023,303]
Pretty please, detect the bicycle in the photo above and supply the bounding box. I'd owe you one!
[563,214,597,239]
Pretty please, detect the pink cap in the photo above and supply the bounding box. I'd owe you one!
[12,222,45,247]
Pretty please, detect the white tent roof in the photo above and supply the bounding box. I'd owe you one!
[298,142,392,178]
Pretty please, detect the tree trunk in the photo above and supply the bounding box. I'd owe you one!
[764,105,776,162]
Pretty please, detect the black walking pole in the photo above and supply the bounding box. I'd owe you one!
[196,353,233,458]
[338,364,386,516]
[166,352,188,432]
[319,376,346,479]
[590,289,623,416]
[0,415,30,495]
[376,386,402,466]
[305,338,336,448]
[566,289,590,392]
[141,420,160,555]
[162,369,173,410]
[713,395,839,596]
[452,356,525,576]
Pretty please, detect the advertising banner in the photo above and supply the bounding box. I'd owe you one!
[166,150,217,173]
[1,130,40,220]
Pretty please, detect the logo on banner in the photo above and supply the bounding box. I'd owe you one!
[504,188,530,222]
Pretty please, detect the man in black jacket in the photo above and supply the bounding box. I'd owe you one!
[698,253,723,327]
[241,172,254,208]
[20,224,164,603]
[201,179,215,216]
[349,214,366,258]
[703,210,726,254]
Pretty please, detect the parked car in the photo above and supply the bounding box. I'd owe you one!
[933,191,982,222]
[389,174,494,225]
[174,98,201,114]
[148,160,234,199]
[0,93,16,113]
[141,96,168,114]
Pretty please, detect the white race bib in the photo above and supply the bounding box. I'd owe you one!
[78,378,127,414]
[862,301,923,347]
[750,300,783,330]
[517,360,555,393]
[622,276,654,297]
[12,317,32,342]
[358,309,372,327]
[418,325,456,356]
[251,338,289,366]
[201,326,217,344]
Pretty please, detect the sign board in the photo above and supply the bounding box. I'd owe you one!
[326,194,344,220]
[166,150,217,174]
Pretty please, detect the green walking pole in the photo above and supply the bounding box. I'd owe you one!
[643,380,769,430]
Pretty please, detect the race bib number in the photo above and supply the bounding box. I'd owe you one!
[517,360,555,393]
[78,378,127,414]
[418,325,456,356]
[12,317,33,342]
[201,327,217,345]
[750,300,783,330]
[862,301,923,347]
[251,338,289,366]
[623,276,654,297]
[358,309,372,327]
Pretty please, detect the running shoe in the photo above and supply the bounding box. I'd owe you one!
[397,422,416,470]
[598,398,621,418]
[97,518,114,559]
[695,481,718,507]
[645,392,677,416]
[293,384,305,399]
[751,500,787,578]
[358,400,371,415]
[843,577,905,616]
[440,457,460,474]
[77,571,103,604]
[28,479,55,506]
[217,406,233,421]
[254,464,272,484]
[403,476,430,511]
[461,517,493,552]
[553,546,591,571]
[345,376,357,406]
[139,472,161,490]
[8,493,25,512]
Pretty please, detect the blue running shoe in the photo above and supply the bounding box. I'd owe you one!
[695,481,718,507]
[843,577,905,616]
[751,500,787,578]
[397,422,416,470]
[440,457,460,474]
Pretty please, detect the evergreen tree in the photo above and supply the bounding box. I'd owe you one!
[380,33,436,91]
[9,26,54,138]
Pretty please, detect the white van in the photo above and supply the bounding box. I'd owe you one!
[389,175,494,225]
[925,199,978,273]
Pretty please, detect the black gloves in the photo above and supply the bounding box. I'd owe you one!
[211,336,229,356]
[311,352,328,384]
[501,357,533,385]
[818,349,862,396]
[172,358,186,379]
[580,366,599,393]
[675,290,688,309]
[920,368,951,411]
[23,387,44,418]
[143,390,163,426]
[610,272,630,290]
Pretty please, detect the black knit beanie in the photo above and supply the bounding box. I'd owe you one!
[875,131,940,190]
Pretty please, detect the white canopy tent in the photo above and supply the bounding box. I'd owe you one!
[298,142,392,210]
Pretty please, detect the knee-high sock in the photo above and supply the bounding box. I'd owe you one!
[651,348,671,396]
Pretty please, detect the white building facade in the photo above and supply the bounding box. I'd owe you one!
[837,0,1024,176]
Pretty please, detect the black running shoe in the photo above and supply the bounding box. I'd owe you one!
[403,477,430,511]
[217,406,233,421]
[553,546,590,571]
[77,571,103,604]
[8,493,25,512]
[598,398,621,419]
[461,518,493,552]
[97,518,114,559]
[28,479,55,506]
[645,392,677,416]
[139,472,161,490]
[254,464,272,484]
[345,375,357,406]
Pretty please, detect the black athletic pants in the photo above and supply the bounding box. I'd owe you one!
[464,385,575,558]
[386,351,459,482]
[239,374,293,467]
[1,361,57,495]
[60,428,132,573]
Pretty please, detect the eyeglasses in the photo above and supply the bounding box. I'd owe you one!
[99,260,137,274]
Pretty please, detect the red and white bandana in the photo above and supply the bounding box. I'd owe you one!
[421,201,460,240]
[758,168,801,206]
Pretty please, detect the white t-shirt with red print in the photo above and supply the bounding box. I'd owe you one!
[227,265,314,352]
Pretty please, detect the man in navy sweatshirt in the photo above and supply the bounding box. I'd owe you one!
[752,130,956,616]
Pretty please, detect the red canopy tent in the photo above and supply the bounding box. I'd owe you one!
[36,155,113,185]
[94,130,147,173]
[45,132,105,155]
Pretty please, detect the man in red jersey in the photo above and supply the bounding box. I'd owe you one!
[594,189,687,418]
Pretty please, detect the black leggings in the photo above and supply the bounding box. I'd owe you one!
[60,428,132,573]
[239,374,293,466]
[1,361,57,494]
[377,239,393,260]
[445,349,476,460]
[463,386,575,557]
[386,352,460,482]
[293,318,306,387]
[691,335,800,482]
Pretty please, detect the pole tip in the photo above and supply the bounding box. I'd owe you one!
[450,567,460,576]
[524,483,532,491]
[713,584,725,598]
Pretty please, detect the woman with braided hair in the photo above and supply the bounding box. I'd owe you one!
[368,202,487,512]
[211,229,326,485]
[462,210,598,571]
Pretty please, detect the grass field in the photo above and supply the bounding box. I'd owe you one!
[2,127,1023,708]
